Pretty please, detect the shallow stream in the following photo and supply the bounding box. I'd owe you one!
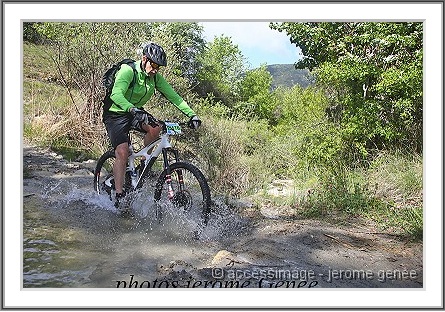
[23,164,249,288]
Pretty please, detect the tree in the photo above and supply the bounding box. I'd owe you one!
[23,22,45,43]
[141,22,207,117]
[237,65,274,120]
[145,22,205,89]
[195,35,248,108]
[271,22,423,154]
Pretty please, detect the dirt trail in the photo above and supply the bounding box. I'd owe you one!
[23,143,423,288]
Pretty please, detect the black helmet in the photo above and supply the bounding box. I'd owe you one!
[143,42,167,66]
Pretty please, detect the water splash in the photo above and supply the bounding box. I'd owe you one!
[35,173,251,243]
[24,172,255,287]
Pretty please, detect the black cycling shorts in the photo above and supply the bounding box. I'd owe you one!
[103,111,146,149]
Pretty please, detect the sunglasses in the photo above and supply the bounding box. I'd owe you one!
[149,61,160,70]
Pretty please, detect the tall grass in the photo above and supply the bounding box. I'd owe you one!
[366,151,423,240]
[23,43,110,159]
[368,151,423,207]
[23,80,108,160]
[256,152,423,240]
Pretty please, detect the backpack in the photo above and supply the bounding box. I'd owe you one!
[102,58,137,111]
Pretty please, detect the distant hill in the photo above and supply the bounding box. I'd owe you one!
[266,64,314,89]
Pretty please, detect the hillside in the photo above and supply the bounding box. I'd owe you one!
[266,64,314,89]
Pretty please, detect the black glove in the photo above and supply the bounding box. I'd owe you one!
[188,115,201,129]
[130,107,158,127]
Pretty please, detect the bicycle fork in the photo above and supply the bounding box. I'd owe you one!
[161,148,184,200]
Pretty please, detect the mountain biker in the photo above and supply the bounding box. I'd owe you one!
[102,42,201,208]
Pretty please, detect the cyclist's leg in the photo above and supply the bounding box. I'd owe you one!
[142,124,161,147]
[114,142,129,194]
[103,112,132,195]
[129,108,160,147]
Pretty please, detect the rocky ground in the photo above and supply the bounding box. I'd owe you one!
[22,143,423,289]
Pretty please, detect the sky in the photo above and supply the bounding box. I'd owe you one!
[199,22,301,69]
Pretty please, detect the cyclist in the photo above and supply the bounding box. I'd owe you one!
[102,42,201,208]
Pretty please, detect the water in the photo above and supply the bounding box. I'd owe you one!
[23,171,250,288]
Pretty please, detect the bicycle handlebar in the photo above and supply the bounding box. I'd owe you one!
[131,109,195,131]
[146,117,191,131]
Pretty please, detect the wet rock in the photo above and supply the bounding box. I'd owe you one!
[163,269,194,286]
[226,197,255,209]
[211,250,245,267]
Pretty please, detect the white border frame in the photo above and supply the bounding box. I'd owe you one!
[4,1,443,309]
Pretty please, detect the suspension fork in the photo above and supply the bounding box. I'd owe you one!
[161,148,184,199]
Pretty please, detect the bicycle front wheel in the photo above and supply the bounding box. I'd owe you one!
[154,161,211,225]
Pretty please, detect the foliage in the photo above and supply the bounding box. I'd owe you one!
[365,150,423,239]
[143,22,206,100]
[371,205,423,240]
[302,164,378,217]
[269,85,346,168]
[236,65,274,119]
[271,22,423,156]
[195,35,248,108]
[23,22,45,43]
[272,85,328,127]
[368,150,423,207]
[301,161,422,240]
[193,94,231,118]
[196,115,249,197]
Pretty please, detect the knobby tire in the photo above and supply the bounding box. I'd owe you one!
[154,161,212,225]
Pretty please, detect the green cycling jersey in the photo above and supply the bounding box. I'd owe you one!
[108,60,195,117]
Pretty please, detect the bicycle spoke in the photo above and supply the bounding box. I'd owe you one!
[154,162,211,225]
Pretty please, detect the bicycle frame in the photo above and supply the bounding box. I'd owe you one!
[127,123,180,190]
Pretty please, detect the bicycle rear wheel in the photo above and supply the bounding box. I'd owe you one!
[93,150,132,198]
[94,150,116,198]
[153,161,211,225]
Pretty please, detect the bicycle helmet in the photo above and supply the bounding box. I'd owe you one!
[143,42,167,66]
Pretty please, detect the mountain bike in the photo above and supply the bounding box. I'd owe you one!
[93,119,211,225]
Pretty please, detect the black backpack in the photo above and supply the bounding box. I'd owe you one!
[102,58,137,111]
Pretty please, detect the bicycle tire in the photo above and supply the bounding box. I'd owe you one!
[93,150,132,197]
[93,150,116,196]
[153,161,211,225]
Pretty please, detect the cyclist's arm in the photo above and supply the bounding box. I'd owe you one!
[110,64,136,113]
[155,74,195,118]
